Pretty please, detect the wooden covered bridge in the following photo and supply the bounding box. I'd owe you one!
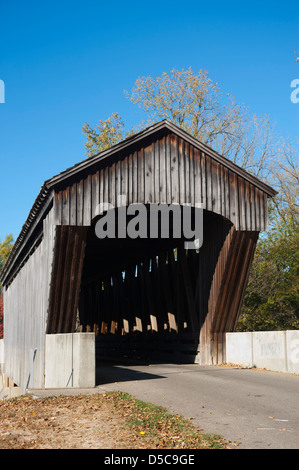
[0,120,277,389]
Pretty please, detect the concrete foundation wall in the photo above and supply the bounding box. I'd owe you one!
[45,333,95,388]
[226,330,299,374]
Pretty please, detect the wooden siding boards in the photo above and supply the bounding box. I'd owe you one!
[52,131,272,233]
[47,226,87,334]
[2,209,56,388]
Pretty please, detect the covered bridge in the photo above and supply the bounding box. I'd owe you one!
[0,120,277,389]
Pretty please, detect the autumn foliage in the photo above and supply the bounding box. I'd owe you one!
[0,293,3,339]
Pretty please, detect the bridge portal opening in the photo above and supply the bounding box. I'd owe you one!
[77,209,232,367]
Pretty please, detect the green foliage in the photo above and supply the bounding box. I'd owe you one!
[106,392,226,448]
[238,213,299,331]
[0,233,14,273]
[126,67,276,179]
[82,112,125,158]
[0,234,13,339]
[0,295,3,339]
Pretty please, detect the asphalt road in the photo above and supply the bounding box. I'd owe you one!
[95,361,299,449]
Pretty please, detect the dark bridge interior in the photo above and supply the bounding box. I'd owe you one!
[78,209,232,363]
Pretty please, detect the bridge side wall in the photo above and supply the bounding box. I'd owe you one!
[2,209,56,389]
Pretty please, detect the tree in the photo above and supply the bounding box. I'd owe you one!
[0,233,14,273]
[126,67,277,180]
[238,139,299,331]
[0,233,14,339]
[84,68,276,181]
[0,295,3,339]
[237,214,299,331]
[82,112,125,158]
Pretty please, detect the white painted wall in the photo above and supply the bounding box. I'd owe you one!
[226,330,299,374]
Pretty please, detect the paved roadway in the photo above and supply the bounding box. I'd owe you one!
[94,361,299,449]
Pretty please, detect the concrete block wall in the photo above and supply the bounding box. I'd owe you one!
[45,333,95,388]
[226,330,299,374]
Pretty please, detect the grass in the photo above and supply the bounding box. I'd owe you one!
[105,391,226,449]
[0,391,228,449]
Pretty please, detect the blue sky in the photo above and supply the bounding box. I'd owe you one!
[0,0,298,242]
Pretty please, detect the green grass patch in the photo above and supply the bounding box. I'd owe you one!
[104,391,226,449]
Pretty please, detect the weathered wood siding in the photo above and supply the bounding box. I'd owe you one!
[54,133,268,232]
[46,225,87,334]
[3,209,56,388]
[200,227,259,364]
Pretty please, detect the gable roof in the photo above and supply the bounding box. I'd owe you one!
[46,119,277,195]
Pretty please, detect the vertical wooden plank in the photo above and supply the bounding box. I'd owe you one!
[186,142,191,204]
[104,166,109,207]
[249,184,255,231]
[127,154,134,205]
[144,144,153,204]
[99,168,104,210]
[223,166,230,221]
[128,153,133,206]
[53,192,62,225]
[170,133,178,204]
[244,180,251,231]
[262,192,268,231]
[193,147,201,206]
[200,151,206,207]
[137,148,144,204]
[238,177,246,231]
[121,156,128,206]
[258,189,264,232]
[189,144,195,206]
[220,164,225,219]
[109,162,116,208]
[116,160,122,208]
[159,136,166,204]
[70,182,77,225]
[91,171,99,221]
[229,171,238,229]
[132,150,138,204]
[178,137,185,205]
[61,188,70,225]
[154,139,160,204]
[76,179,84,226]
[206,155,213,212]
[165,134,171,204]
[83,174,92,226]
[215,161,221,215]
